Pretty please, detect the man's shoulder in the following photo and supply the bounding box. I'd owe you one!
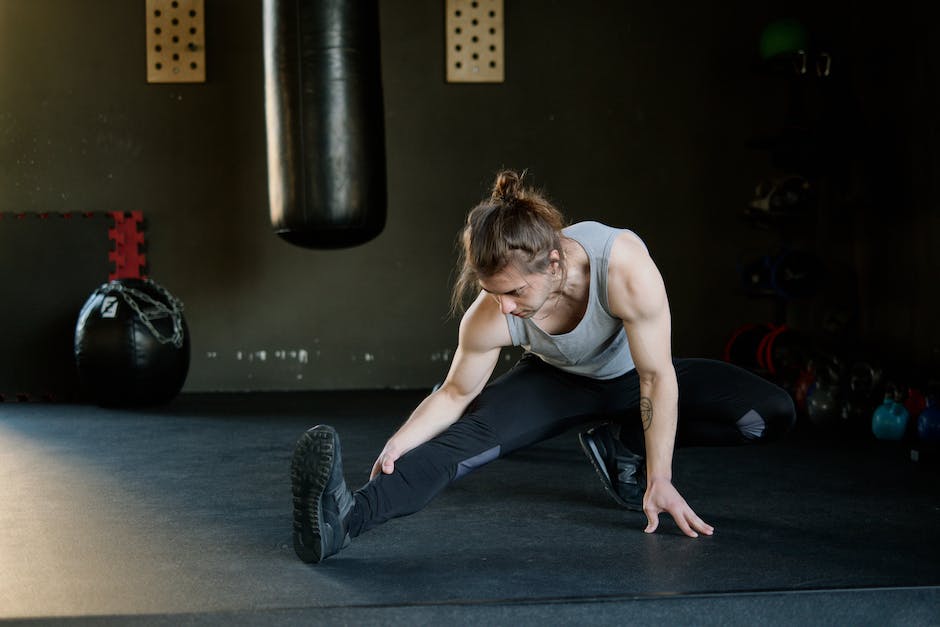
[564,220,618,235]
[608,230,652,275]
[606,233,664,321]
[460,293,512,351]
[566,221,645,249]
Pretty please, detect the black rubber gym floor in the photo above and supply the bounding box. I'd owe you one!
[1,392,938,625]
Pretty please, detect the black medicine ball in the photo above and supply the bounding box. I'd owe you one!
[74,278,190,407]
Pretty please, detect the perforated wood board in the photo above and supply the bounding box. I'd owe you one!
[146,0,206,83]
[446,0,505,83]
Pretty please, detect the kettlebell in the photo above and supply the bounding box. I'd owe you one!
[807,383,840,430]
[918,397,940,444]
[806,356,842,431]
[793,365,815,414]
[872,389,910,441]
[841,361,883,436]
[904,387,927,420]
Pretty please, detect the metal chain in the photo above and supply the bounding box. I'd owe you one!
[105,280,186,348]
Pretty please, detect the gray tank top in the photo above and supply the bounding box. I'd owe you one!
[505,221,642,380]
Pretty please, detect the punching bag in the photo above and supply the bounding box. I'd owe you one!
[263,0,387,249]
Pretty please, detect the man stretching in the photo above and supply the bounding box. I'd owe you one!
[290,170,795,563]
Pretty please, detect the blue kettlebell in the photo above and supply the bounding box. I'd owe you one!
[872,393,910,441]
[918,397,940,443]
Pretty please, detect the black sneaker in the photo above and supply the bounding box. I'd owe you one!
[578,425,646,511]
[291,425,355,563]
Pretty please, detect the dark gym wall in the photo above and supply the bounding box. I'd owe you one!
[841,5,940,371]
[0,0,935,393]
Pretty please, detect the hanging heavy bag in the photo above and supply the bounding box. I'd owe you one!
[263,0,387,249]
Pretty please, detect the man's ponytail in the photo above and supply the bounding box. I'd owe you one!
[450,169,567,315]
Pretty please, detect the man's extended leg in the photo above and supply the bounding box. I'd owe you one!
[292,355,617,562]
[347,355,613,537]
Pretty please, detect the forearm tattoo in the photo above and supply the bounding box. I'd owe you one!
[640,397,653,431]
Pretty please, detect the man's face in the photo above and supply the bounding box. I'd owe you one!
[478,264,555,319]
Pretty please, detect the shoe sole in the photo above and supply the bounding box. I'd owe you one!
[291,425,336,563]
[578,431,643,512]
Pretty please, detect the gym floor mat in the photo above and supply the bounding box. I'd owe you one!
[1,391,937,624]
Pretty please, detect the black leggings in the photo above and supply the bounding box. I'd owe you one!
[347,355,795,537]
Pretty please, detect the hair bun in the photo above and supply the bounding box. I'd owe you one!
[491,170,522,202]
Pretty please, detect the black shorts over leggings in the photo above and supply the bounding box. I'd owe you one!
[347,354,796,537]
